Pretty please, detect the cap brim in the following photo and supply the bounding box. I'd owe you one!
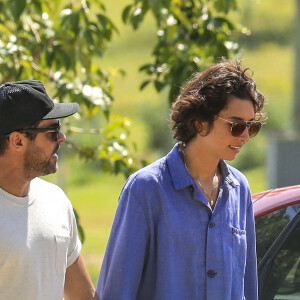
[42,102,79,119]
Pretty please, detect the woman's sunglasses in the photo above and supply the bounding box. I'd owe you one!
[216,116,263,138]
[17,121,61,142]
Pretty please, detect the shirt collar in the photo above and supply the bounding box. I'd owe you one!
[166,143,240,191]
[218,160,240,189]
[166,143,194,190]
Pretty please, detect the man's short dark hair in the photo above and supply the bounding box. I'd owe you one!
[170,59,267,143]
[0,120,40,155]
[0,136,9,155]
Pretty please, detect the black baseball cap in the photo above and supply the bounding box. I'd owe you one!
[0,80,79,136]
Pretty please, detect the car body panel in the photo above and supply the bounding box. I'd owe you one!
[253,185,300,300]
[252,185,300,218]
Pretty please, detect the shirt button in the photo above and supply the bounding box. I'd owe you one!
[208,222,215,228]
[207,270,217,278]
[189,185,195,193]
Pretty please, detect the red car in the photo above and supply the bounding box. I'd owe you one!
[253,185,300,300]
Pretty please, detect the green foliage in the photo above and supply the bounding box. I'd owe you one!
[74,209,85,243]
[65,115,146,178]
[123,0,244,103]
[0,0,283,251]
[0,0,139,178]
[136,100,174,155]
[0,0,143,241]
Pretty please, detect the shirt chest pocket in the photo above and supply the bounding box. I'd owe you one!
[55,235,70,275]
[232,227,247,276]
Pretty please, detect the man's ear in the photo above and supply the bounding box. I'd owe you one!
[8,132,27,151]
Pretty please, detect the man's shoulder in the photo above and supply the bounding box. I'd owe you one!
[30,178,74,210]
[32,177,61,189]
[31,177,67,197]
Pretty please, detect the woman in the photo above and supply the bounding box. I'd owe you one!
[96,59,267,300]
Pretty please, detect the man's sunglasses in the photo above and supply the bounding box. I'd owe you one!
[17,121,61,142]
[216,116,263,138]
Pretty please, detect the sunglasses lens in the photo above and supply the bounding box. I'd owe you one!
[52,132,58,142]
[231,122,262,138]
[248,122,262,138]
[54,124,61,141]
[50,126,60,142]
[231,122,247,137]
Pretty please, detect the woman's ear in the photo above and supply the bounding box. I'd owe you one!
[195,120,208,136]
[194,120,202,132]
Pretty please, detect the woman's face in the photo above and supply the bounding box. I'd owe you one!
[198,97,256,161]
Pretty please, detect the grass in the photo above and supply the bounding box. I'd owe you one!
[68,173,124,284]
[244,166,267,194]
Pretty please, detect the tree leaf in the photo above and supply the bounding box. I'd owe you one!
[140,80,150,90]
[7,0,27,21]
[154,80,165,92]
[70,11,80,34]
[122,4,133,23]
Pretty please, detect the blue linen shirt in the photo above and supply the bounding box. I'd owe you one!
[97,144,258,300]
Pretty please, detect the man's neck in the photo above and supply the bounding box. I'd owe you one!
[0,176,31,197]
[0,158,31,197]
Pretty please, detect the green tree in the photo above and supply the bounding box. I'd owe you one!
[123,0,245,103]
[0,0,139,242]
[123,0,267,172]
[0,0,246,238]
[0,0,137,179]
[0,0,245,171]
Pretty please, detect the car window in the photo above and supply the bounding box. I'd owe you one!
[259,218,300,300]
[256,204,300,264]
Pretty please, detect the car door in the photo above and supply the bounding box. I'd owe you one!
[257,206,300,300]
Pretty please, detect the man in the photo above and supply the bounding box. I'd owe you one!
[0,80,99,300]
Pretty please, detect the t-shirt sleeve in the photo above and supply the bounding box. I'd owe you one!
[66,203,82,267]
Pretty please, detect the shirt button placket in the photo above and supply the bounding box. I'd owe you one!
[207,222,217,294]
[206,215,220,299]
[207,269,217,278]
[208,222,215,228]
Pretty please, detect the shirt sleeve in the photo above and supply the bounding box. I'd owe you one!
[96,184,149,300]
[67,202,82,268]
[244,197,258,300]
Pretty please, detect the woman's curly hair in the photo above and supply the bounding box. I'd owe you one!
[170,59,267,143]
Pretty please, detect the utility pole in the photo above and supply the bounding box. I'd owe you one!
[267,0,300,188]
[293,0,300,132]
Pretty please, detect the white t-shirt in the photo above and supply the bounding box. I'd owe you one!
[0,177,82,300]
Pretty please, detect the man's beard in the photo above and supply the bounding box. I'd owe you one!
[23,141,58,180]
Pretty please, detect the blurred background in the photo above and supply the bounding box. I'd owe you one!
[63,0,295,284]
[63,0,294,284]
[1,0,296,285]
